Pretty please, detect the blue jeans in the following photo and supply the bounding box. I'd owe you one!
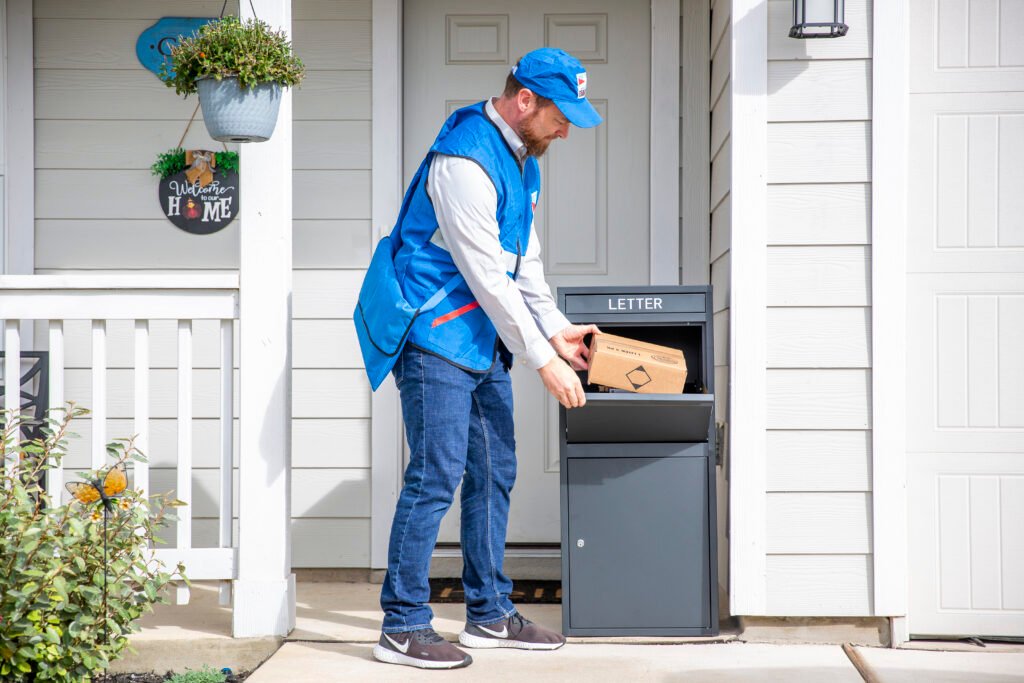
[380,344,518,633]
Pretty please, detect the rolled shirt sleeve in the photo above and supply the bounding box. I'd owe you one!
[427,154,557,370]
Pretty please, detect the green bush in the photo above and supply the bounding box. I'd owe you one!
[151,148,240,181]
[0,405,185,682]
[168,665,227,683]
[161,16,305,96]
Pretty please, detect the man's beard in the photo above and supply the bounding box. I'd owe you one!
[518,110,553,158]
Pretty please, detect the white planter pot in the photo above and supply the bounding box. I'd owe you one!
[197,76,282,143]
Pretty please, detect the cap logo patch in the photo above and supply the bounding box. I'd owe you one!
[576,72,587,98]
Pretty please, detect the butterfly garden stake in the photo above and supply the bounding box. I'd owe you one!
[66,460,130,644]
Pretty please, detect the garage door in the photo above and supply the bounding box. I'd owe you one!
[905,0,1024,638]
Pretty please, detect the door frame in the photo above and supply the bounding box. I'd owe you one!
[2,0,34,278]
[369,0,699,568]
[870,0,909,635]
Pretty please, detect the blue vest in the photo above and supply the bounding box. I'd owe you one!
[392,102,541,371]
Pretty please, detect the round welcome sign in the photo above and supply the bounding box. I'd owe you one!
[158,167,238,235]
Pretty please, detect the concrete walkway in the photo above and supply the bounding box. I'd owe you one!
[119,581,1024,682]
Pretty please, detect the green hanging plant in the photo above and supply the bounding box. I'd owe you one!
[160,16,306,96]
[151,148,239,181]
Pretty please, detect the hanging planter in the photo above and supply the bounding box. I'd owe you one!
[161,16,305,143]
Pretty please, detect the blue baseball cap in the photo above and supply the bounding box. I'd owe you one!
[511,48,602,128]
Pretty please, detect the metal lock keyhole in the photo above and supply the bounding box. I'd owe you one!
[576,539,585,548]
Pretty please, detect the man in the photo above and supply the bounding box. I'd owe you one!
[370,48,602,670]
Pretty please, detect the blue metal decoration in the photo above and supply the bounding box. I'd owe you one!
[136,17,215,79]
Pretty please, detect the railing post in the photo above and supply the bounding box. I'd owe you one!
[232,0,296,638]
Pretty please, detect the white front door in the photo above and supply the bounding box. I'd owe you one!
[906,0,1024,637]
[402,0,651,544]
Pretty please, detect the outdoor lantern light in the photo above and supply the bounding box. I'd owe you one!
[790,0,848,39]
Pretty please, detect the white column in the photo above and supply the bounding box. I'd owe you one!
[871,0,909,620]
[727,0,768,616]
[232,0,296,638]
[369,0,404,570]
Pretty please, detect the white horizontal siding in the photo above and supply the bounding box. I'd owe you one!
[768,61,871,122]
[711,0,729,59]
[767,492,873,554]
[32,1,374,570]
[34,169,371,219]
[40,316,359,370]
[292,21,371,70]
[293,519,370,567]
[293,270,363,318]
[292,319,362,368]
[767,369,871,430]
[36,120,371,170]
[710,194,730,261]
[711,251,730,313]
[767,307,871,368]
[768,122,871,184]
[768,184,870,246]
[34,71,370,121]
[767,246,871,307]
[34,19,370,71]
[711,25,730,111]
[58,418,369,471]
[766,555,874,616]
[767,430,872,492]
[711,137,731,211]
[152,517,372,568]
[35,220,370,270]
[711,85,731,159]
[760,0,875,617]
[34,0,372,21]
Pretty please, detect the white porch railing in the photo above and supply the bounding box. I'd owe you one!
[1,274,239,606]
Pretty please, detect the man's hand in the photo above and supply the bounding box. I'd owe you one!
[549,324,602,371]
[538,356,586,409]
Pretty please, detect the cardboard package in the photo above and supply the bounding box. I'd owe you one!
[586,333,687,394]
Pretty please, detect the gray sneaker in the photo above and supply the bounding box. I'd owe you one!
[373,628,473,669]
[459,613,566,650]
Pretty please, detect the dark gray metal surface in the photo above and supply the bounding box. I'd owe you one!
[566,453,710,630]
[565,394,714,443]
[557,284,719,637]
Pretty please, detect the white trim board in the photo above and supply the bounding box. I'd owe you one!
[369,0,689,567]
[3,0,32,277]
[680,0,711,286]
[870,0,908,618]
[370,0,404,569]
[650,0,681,285]
[727,0,768,616]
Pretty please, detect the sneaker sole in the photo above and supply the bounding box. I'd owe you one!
[372,644,472,669]
[458,630,565,651]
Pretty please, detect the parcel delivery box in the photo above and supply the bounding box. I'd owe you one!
[587,333,687,394]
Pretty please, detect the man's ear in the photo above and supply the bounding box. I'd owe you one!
[516,88,535,114]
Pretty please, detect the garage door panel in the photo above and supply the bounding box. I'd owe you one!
[908,0,1024,640]
[907,274,1024,453]
[908,93,1024,274]
[908,453,1024,636]
[910,0,1024,93]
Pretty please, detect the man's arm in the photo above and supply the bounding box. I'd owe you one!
[428,155,586,408]
[427,154,556,370]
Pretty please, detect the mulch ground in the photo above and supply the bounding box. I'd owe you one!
[94,672,250,683]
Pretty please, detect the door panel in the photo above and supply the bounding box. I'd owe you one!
[403,0,651,544]
[907,0,1024,638]
[910,0,1024,93]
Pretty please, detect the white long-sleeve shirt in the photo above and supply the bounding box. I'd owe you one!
[425,98,571,370]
